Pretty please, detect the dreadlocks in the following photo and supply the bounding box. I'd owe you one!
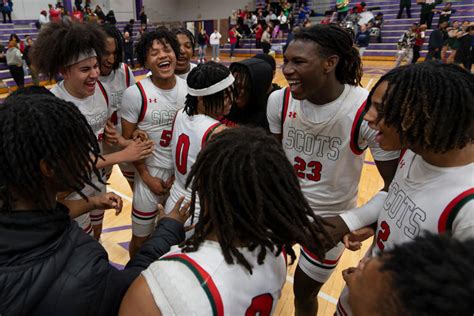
[294,24,362,86]
[366,62,474,153]
[0,90,102,211]
[31,20,106,79]
[134,27,180,68]
[102,23,124,70]
[380,233,474,316]
[172,27,196,53]
[183,127,335,273]
[184,61,235,116]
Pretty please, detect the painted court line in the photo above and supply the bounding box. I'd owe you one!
[286,275,338,305]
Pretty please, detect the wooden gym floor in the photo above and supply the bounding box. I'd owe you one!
[97,57,394,316]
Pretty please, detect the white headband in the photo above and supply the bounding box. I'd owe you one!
[66,49,97,66]
[188,74,235,97]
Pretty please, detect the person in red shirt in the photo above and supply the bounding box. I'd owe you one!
[228,26,237,58]
[48,4,61,22]
[72,6,84,22]
[255,22,263,48]
[412,24,427,63]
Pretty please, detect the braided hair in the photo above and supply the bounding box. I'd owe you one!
[294,24,362,86]
[366,62,474,153]
[135,27,180,68]
[183,127,335,273]
[31,20,106,79]
[184,61,235,116]
[102,23,124,70]
[0,90,102,211]
[379,233,474,316]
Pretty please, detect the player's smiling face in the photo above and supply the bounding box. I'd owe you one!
[175,33,193,74]
[63,56,100,99]
[364,81,403,151]
[100,36,116,77]
[282,40,327,102]
[146,39,177,80]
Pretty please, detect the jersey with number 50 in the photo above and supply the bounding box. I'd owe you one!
[120,76,187,169]
[165,110,222,217]
[142,241,287,316]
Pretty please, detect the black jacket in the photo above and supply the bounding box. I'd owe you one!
[0,204,185,316]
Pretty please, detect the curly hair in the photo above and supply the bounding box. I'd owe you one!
[182,127,335,273]
[293,24,363,86]
[366,62,474,153]
[184,62,235,116]
[31,20,106,79]
[380,233,474,316]
[134,27,180,68]
[0,89,102,211]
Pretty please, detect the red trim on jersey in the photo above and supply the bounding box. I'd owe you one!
[280,87,291,133]
[399,149,408,163]
[132,207,158,220]
[337,301,349,316]
[350,100,368,155]
[96,81,109,107]
[110,111,118,125]
[161,253,224,316]
[438,188,474,233]
[124,63,131,87]
[301,246,342,265]
[202,122,223,147]
[137,82,148,123]
[83,223,93,235]
[281,246,288,266]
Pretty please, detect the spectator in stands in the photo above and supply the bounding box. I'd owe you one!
[48,4,61,22]
[106,10,116,25]
[197,28,208,63]
[255,22,263,48]
[412,24,427,63]
[354,2,366,13]
[6,40,24,88]
[1,0,12,24]
[442,20,460,63]
[394,24,417,67]
[454,25,474,70]
[336,0,350,22]
[372,13,384,43]
[210,29,222,62]
[139,7,147,28]
[123,31,134,68]
[426,21,448,61]
[419,0,442,29]
[74,0,82,11]
[278,11,288,35]
[39,10,49,28]
[94,5,106,23]
[10,34,24,53]
[23,37,39,85]
[60,7,71,23]
[124,19,134,35]
[72,6,84,22]
[228,26,238,58]
[436,2,455,27]
[261,25,272,54]
[298,4,309,24]
[355,23,370,57]
[397,0,411,19]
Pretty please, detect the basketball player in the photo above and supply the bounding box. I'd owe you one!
[121,28,188,257]
[173,28,197,80]
[100,24,138,187]
[119,127,335,315]
[164,62,233,226]
[343,233,474,316]
[31,21,153,240]
[335,62,474,315]
[266,24,400,315]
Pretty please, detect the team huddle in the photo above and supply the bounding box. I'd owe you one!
[0,19,473,316]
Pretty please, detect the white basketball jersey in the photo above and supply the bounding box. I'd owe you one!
[51,80,108,197]
[120,76,188,169]
[165,110,222,217]
[373,150,474,255]
[270,86,374,216]
[142,241,287,316]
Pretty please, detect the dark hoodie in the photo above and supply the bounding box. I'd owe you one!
[0,203,185,316]
[221,58,273,130]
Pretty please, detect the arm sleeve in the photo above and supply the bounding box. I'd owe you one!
[339,191,388,231]
[267,89,284,134]
[452,200,474,241]
[126,218,185,270]
[359,121,400,161]
[120,85,141,124]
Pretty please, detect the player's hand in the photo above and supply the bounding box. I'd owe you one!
[157,196,191,225]
[343,226,375,251]
[120,139,154,163]
[92,192,123,215]
[105,120,120,145]
[143,174,170,196]
[164,175,175,190]
[132,128,149,141]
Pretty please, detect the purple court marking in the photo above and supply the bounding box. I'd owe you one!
[102,224,132,233]
[119,241,130,251]
[111,262,125,270]
[364,160,376,165]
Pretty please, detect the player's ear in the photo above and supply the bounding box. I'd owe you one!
[324,55,339,74]
[39,159,55,178]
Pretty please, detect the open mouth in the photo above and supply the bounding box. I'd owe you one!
[158,61,171,70]
[287,79,302,92]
